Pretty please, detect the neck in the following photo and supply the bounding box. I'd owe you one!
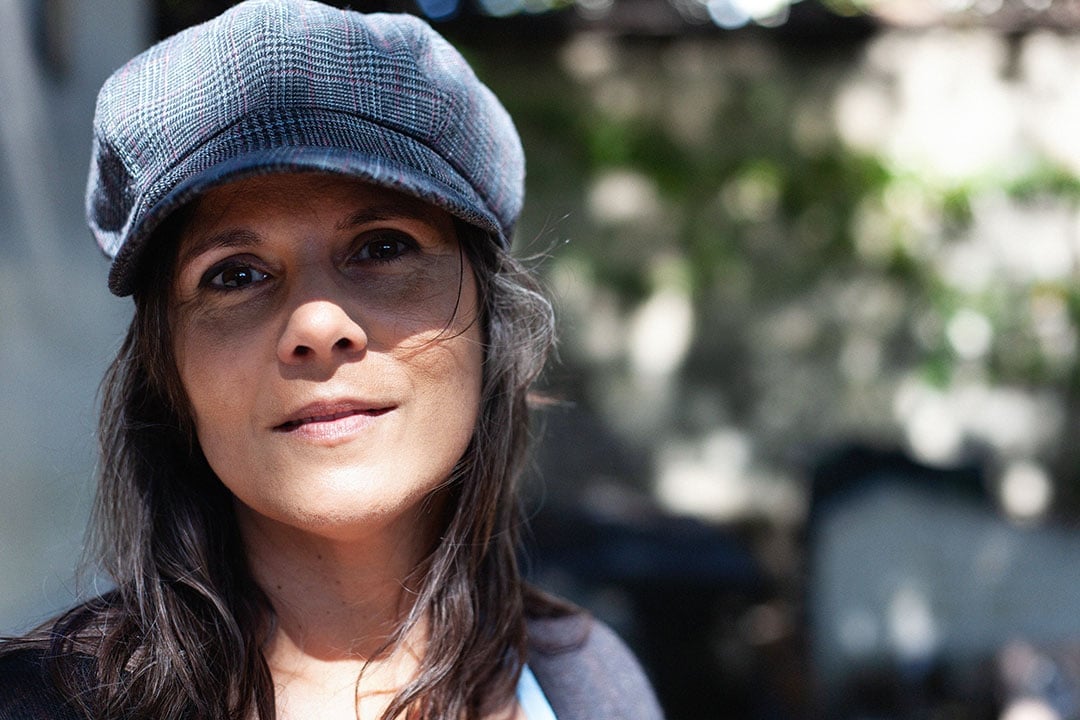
[239,504,443,718]
[240,508,438,657]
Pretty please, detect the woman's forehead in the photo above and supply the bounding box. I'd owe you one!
[177,173,455,250]
[193,172,447,222]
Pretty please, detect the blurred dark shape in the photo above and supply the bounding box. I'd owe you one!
[31,0,70,77]
[806,444,996,720]
[524,404,788,719]
[526,494,779,719]
[809,443,990,522]
[805,443,1080,720]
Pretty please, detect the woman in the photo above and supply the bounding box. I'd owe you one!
[0,1,663,719]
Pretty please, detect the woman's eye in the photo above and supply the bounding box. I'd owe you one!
[204,264,270,290]
[353,233,415,262]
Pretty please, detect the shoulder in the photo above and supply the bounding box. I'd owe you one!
[0,646,89,720]
[525,605,665,720]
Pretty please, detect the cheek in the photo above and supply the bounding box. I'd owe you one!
[399,313,484,461]
[414,350,483,490]
[446,322,485,438]
[172,313,264,446]
[176,348,272,508]
[174,290,277,359]
[432,339,483,421]
[358,263,477,350]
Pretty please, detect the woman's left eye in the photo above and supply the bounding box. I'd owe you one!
[351,232,416,263]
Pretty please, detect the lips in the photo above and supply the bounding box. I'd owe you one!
[274,401,393,432]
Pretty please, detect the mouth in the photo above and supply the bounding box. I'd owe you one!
[274,403,394,432]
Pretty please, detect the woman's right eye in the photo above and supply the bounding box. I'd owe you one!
[202,264,270,290]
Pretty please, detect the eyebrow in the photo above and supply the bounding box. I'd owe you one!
[177,228,263,270]
[334,199,438,231]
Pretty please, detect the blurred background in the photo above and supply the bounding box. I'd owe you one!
[4,0,1080,717]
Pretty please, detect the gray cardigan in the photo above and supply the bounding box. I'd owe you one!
[527,613,665,720]
[0,612,664,719]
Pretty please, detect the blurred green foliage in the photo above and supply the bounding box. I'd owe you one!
[458,26,1080,519]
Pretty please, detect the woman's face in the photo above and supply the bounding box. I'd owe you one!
[171,173,483,543]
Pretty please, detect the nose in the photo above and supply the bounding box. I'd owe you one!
[277,298,368,366]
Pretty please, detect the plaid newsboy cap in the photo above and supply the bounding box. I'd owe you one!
[86,0,524,296]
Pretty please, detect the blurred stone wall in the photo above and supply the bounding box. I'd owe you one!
[0,0,147,633]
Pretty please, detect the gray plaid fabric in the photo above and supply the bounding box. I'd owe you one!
[86,0,524,296]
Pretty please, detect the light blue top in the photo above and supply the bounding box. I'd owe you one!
[516,664,558,720]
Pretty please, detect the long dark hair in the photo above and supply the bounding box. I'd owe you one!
[10,213,557,720]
